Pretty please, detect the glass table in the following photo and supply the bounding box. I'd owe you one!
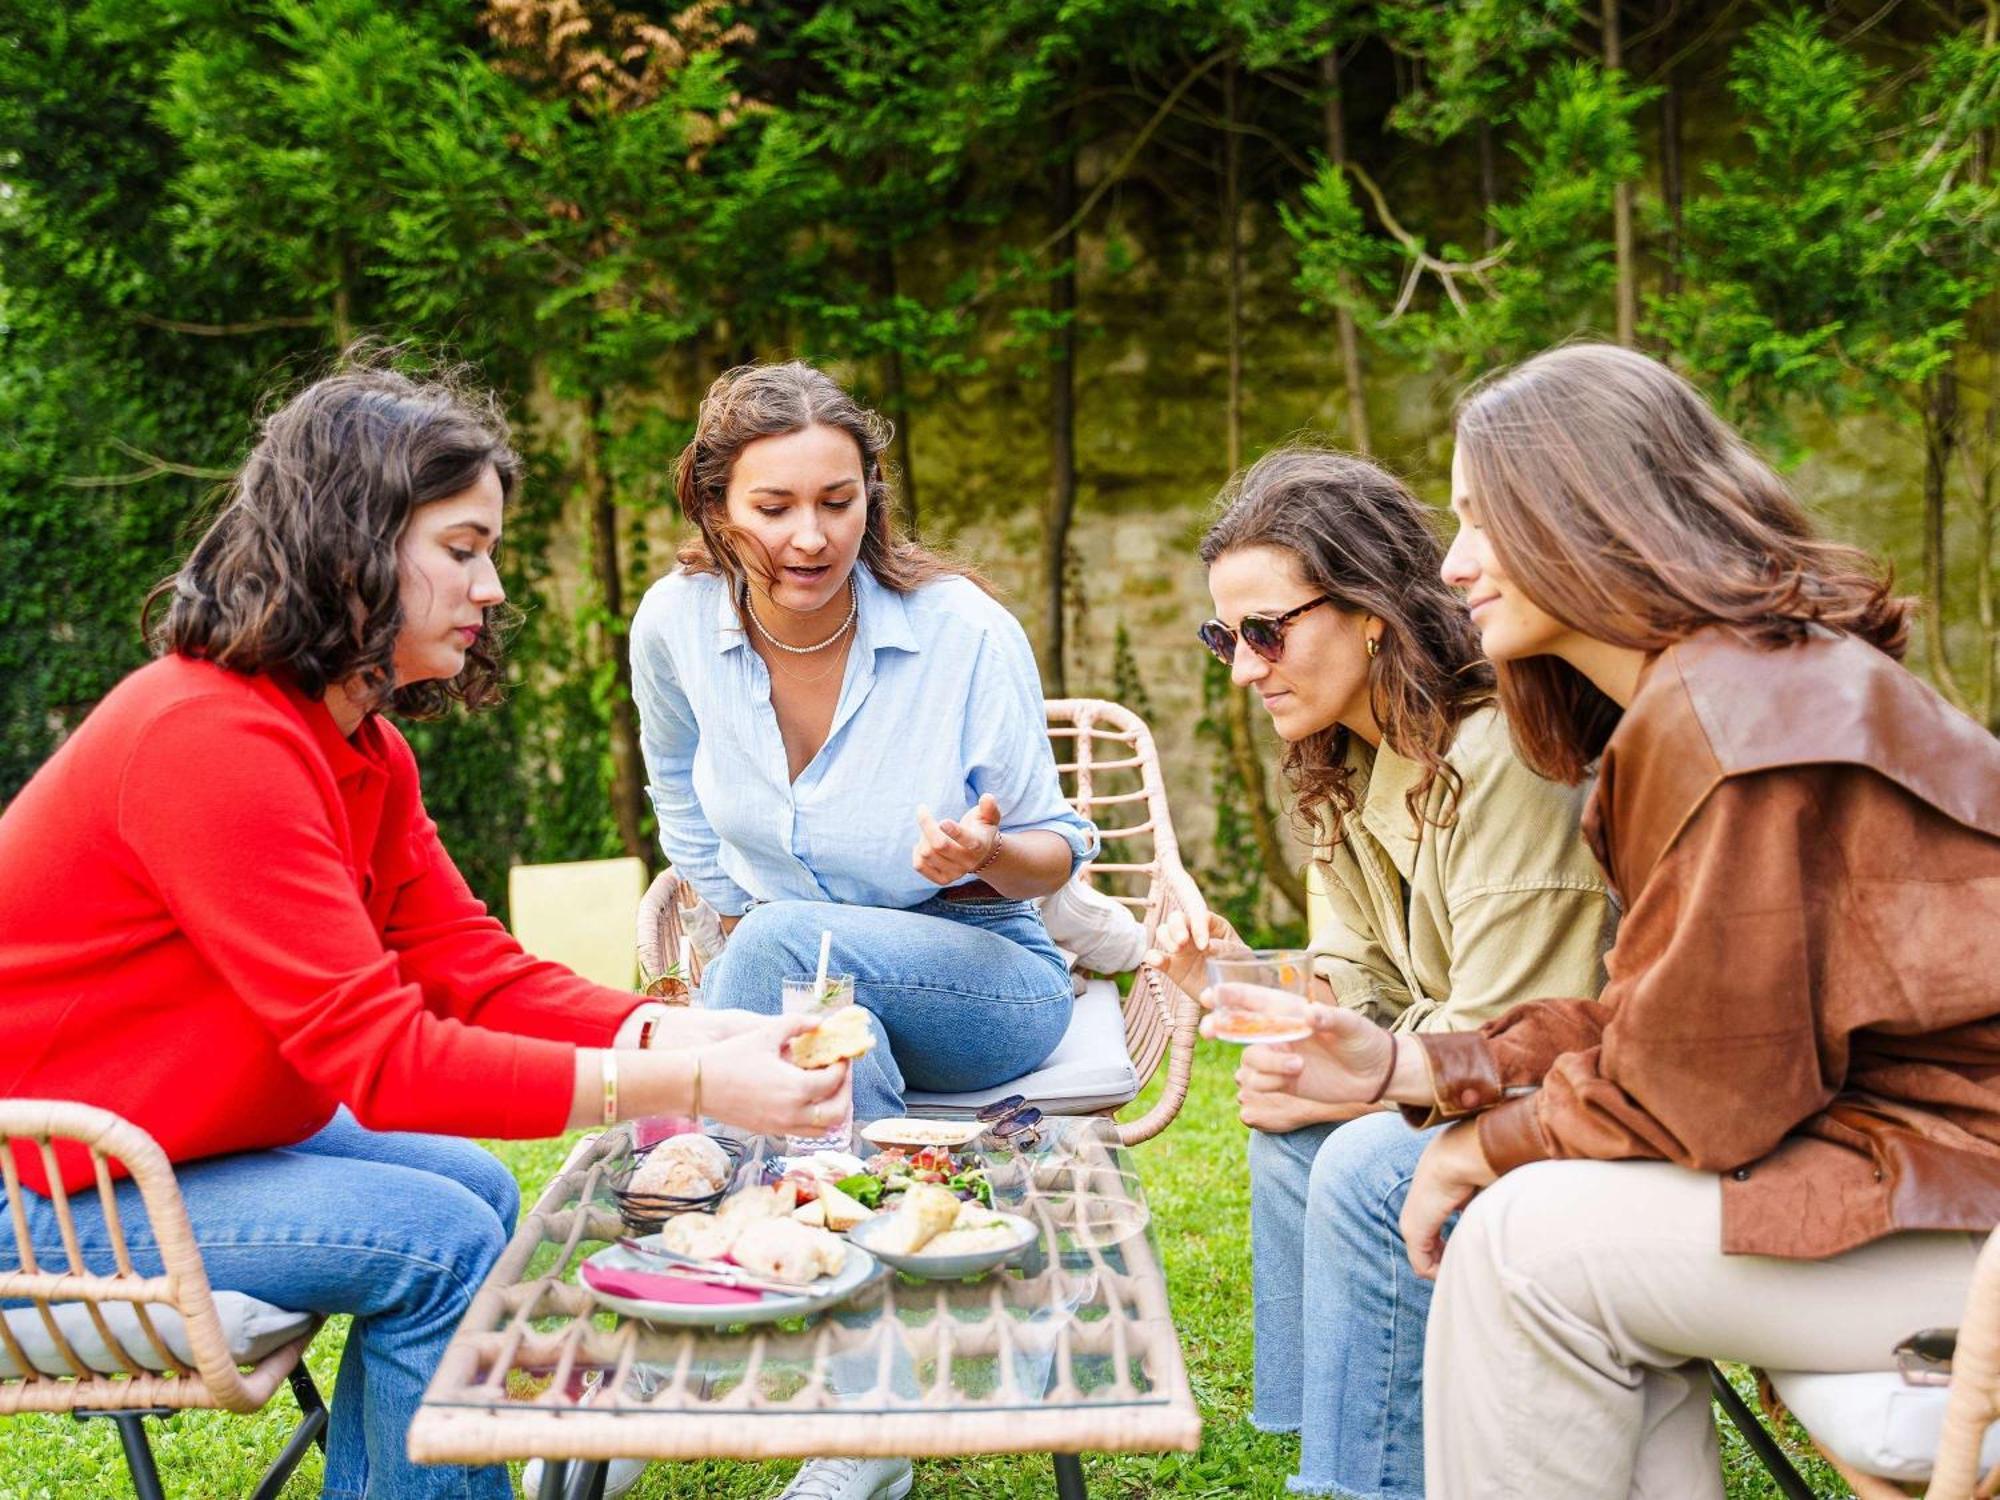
[408,1116,1200,1498]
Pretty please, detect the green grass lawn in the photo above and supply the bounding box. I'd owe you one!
[0,1043,1850,1498]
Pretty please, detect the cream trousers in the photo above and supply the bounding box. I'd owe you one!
[1424,1157,1982,1499]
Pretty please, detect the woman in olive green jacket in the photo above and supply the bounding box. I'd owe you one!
[1151,444,1613,1499]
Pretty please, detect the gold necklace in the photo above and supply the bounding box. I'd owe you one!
[762,630,853,688]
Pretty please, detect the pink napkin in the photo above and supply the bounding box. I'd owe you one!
[581,1260,767,1307]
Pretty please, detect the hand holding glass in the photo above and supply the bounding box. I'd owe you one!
[1203,950,1314,1044]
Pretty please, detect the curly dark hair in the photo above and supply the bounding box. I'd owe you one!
[1200,445,1495,845]
[143,354,522,720]
[673,360,990,600]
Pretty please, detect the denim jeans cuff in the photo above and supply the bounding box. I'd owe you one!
[1250,1412,1302,1436]
[1287,1476,1420,1500]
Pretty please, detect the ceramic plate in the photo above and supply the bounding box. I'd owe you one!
[578,1237,878,1328]
[848,1210,1039,1280]
[859,1117,987,1149]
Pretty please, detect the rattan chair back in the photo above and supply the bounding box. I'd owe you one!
[0,1100,310,1417]
[1042,698,1202,1143]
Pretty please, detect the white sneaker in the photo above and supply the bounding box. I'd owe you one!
[520,1457,648,1498]
[775,1456,914,1500]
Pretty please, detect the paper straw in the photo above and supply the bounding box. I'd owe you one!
[677,932,693,975]
[812,929,833,1004]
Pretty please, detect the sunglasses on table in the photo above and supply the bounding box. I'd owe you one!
[976,1094,1045,1150]
[1198,595,1335,667]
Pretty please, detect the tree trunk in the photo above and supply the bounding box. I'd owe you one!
[1041,108,1079,696]
[331,280,352,350]
[876,242,918,535]
[1977,113,1998,728]
[583,390,649,860]
[1223,57,1306,921]
[1477,118,1499,254]
[1225,59,1244,477]
[1921,367,1973,714]
[1604,0,1637,346]
[1980,332,1997,727]
[1656,0,1682,301]
[1320,45,1373,454]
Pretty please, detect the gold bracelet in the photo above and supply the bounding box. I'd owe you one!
[601,1049,619,1127]
[690,1055,703,1122]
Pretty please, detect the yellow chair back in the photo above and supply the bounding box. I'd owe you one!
[507,856,647,991]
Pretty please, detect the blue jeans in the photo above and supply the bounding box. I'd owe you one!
[700,895,1074,1123]
[0,1108,518,1500]
[1248,1109,1441,1500]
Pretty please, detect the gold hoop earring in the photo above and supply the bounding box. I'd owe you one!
[1366,636,1380,659]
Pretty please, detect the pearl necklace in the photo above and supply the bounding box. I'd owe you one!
[744,576,857,654]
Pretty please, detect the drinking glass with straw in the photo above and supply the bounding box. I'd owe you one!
[781,929,857,1154]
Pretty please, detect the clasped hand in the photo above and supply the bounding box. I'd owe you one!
[912,794,1002,885]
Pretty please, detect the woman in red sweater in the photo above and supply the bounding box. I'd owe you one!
[0,360,847,1500]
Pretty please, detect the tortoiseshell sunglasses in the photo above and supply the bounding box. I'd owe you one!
[1198,595,1334,667]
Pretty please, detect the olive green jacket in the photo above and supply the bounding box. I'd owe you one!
[1310,706,1615,1035]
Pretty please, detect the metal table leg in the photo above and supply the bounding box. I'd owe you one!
[536,1457,569,1500]
[1053,1452,1088,1499]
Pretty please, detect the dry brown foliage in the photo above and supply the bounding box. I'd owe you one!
[481,0,755,116]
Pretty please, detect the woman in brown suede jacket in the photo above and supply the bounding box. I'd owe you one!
[1219,344,2000,1499]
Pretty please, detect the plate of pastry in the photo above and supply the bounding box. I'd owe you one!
[859,1116,987,1149]
[580,1181,880,1327]
[847,1182,1038,1280]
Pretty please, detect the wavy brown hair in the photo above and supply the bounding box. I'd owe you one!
[143,354,522,719]
[1455,343,1912,783]
[673,361,990,601]
[1200,445,1495,844]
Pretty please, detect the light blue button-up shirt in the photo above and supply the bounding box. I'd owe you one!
[631,564,1098,916]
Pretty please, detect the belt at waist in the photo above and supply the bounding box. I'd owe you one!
[941,880,1009,902]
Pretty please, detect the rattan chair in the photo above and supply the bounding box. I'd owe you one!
[1706,1225,2000,1498]
[636,696,1204,1146]
[1,1100,326,1500]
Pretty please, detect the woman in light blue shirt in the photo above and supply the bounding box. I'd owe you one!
[631,361,1098,1130]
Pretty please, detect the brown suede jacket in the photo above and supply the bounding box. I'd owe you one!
[1409,626,2000,1258]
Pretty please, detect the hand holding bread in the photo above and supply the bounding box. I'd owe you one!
[693,1015,852,1138]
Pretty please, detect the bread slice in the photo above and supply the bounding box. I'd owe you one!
[817,1181,876,1232]
[787,1004,876,1069]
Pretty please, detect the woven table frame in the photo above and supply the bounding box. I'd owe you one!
[410,1123,1201,1467]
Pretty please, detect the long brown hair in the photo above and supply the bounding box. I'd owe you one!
[1455,343,1912,783]
[673,361,988,600]
[144,353,522,719]
[1200,445,1495,844]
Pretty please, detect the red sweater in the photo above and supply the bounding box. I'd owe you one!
[0,656,637,1193]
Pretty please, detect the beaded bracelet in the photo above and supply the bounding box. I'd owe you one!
[972,829,1005,874]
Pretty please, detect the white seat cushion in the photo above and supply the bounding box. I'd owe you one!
[904,977,1139,1116]
[0,1293,314,1377]
[1765,1368,2000,1483]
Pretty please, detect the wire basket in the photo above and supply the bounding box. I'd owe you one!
[607,1133,747,1234]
